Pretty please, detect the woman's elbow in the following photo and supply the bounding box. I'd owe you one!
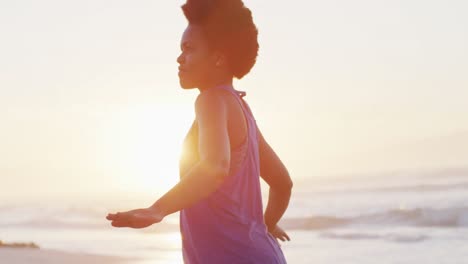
[273,174,293,194]
[283,177,293,194]
[286,177,294,191]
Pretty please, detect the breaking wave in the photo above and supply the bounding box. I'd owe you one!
[281,206,468,230]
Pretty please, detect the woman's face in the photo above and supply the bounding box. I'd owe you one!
[177,25,217,89]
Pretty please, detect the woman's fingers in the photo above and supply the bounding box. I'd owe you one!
[107,212,131,227]
[112,216,136,228]
[278,233,288,241]
[106,212,124,220]
[271,226,291,242]
[106,213,118,220]
[111,220,129,227]
[107,208,161,229]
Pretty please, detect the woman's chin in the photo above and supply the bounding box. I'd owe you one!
[179,79,197,89]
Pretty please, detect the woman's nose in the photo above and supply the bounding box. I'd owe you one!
[177,53,184,64]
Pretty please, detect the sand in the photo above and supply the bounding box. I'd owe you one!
[0,248,136,264]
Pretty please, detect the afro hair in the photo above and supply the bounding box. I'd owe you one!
[181,0,259,79]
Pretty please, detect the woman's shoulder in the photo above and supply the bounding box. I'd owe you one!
[194,88,236,117]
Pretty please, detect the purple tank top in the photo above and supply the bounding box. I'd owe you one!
[180,84,287,263]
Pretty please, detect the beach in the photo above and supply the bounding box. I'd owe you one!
[1,168,467,264]
[0,248,132,264]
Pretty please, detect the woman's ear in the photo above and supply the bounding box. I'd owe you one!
[214,52,227,68]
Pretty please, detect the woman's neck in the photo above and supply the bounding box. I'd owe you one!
[198,81,232,93]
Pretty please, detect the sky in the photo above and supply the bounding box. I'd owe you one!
[1,0,468,202]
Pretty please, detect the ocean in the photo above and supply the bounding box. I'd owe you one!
[1,168,468,263]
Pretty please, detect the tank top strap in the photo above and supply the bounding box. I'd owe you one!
[215,84,246,98]
[215,84,255,120]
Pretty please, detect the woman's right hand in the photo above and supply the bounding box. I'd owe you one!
[269,225,290,242]
[106,207,164,229]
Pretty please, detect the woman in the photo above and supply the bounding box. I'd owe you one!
[106,0,293,263]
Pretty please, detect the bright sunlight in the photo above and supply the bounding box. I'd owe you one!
[95,103,194,195]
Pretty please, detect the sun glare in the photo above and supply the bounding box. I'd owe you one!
[96,103,194,195]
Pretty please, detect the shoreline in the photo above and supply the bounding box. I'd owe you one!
[0,247,138,264]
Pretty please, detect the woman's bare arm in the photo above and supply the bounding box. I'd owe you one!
[107,90,231,227]
[107,91,231,228]
[257,127,293,232]
[149,90,231,217]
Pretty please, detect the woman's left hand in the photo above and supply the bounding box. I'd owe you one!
[106,207,164,229]
[269,225,291,242]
